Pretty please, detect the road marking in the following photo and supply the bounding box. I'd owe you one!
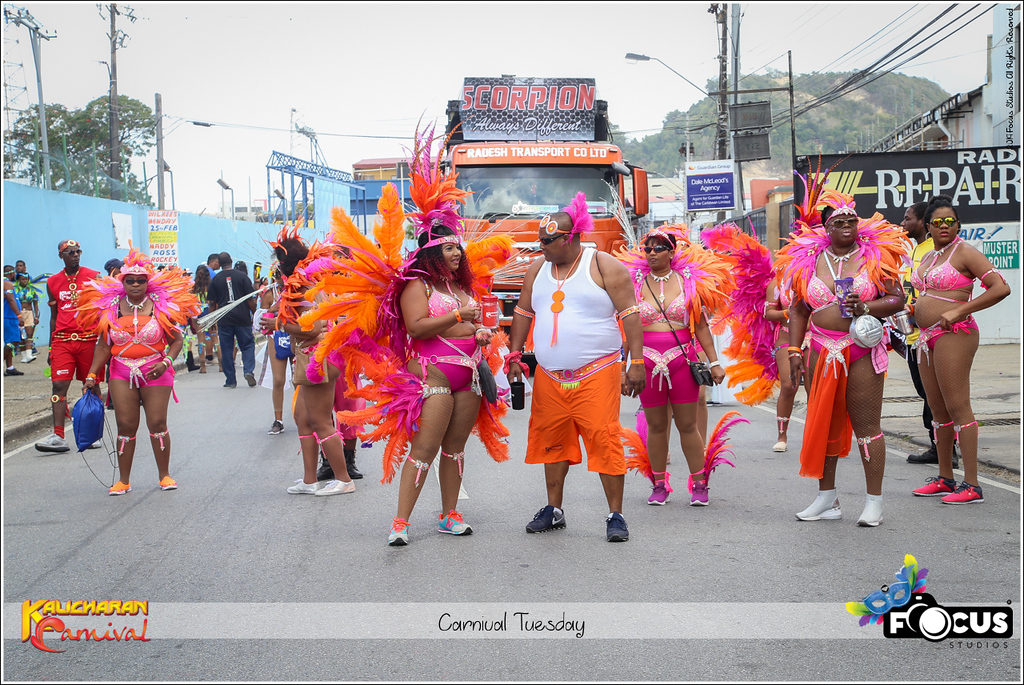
[752,404,1021,494]
[3,441,41,460]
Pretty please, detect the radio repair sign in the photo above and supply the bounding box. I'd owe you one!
[794,147,1020,224]
[686,160,736,211]
[459,77,597,141]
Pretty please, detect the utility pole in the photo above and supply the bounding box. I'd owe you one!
[4,7,55,190]
[100,3,135,201]
[155,93,164,209]
[731,3,743,214]
[711,3,730,222]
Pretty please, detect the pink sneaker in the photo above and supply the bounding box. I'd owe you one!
[690,480,709,506]
[913,476,955,497]
[941,481,984,505]
[648,483,670,506]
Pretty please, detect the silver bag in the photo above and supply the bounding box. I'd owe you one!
[850,315,884,348]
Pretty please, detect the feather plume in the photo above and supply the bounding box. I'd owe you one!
[76,247,200,337]
[689,410,749,492]
[616,226,731,335]
[562,192,595,238]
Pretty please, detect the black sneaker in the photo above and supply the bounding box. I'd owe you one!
[606,512,629,542]
[526,505,566,533]
[268,420,284,435]
[4,367,24,376]
[316,454,334,482]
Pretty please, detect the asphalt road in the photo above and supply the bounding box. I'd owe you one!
[3,367,1020,681]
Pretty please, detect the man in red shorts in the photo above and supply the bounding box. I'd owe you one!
[36,240,103,453]
[505,197,645,542]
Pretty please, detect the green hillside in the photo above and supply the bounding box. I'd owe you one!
[613,70,950,179]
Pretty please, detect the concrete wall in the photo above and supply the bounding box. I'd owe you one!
[2,181,278,334]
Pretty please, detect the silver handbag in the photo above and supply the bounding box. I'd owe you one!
[850,315,884,348]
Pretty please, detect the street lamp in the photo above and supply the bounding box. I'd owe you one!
[217,178,235,220]
[163,161,175,210]
[624,53,708,97]
[274,188,287,222]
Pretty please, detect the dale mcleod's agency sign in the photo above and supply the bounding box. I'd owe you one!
[686,160,736,212]
[459,77,597,141]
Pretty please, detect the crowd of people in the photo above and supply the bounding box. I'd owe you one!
[9,144,1011,541]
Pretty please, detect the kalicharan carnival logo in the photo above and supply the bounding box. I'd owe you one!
[846,555,1013,641]
[21,600,150,653]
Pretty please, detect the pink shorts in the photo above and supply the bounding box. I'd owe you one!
[412,337,478,393]
[639,330,699,407]
[109,356,174,387]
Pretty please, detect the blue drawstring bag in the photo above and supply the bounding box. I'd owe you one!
[72,390,105,453]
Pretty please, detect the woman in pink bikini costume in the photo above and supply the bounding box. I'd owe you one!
[780,183,906,528]
[618,226,731,506]
[78,248,200,495]
[909,195,1010,504]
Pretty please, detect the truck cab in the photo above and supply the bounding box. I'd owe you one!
[443,80,649,335]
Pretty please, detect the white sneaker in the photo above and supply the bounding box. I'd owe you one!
[857,494,884,527]
[286,480,320,495]
[35,434,70,453]
[795,490,842,521]
[314,479,355,496]
[88,441,102,450]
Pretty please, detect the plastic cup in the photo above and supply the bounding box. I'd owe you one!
[481,295,499,328]
[510,381,525,410]
[834,277,854,318]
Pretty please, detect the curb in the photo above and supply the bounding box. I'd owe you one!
[881,428,1021,476]
[3,360,190,449]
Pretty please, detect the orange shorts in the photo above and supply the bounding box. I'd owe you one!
[525,359,626,475]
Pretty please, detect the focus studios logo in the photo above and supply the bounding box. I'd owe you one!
[846,555,1013,642]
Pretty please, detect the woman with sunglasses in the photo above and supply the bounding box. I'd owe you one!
[908,195,1010,504]
[620,227,730,506]
[780,185,906,527]
[79,248,200,495]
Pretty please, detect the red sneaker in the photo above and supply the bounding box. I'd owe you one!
[941,481,984,505]
[913,476,956,497]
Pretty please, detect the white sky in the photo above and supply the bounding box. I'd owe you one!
[4,2,1008,213]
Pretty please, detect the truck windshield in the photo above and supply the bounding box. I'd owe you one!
[455,166,616,219]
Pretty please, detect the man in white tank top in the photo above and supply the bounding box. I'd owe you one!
[505,204,645,542]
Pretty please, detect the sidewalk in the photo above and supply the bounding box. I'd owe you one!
[1,346,196,446]
[774,344,1021,477]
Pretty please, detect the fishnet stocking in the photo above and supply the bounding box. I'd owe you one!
[917,327,980,484]
[846,354,886,496]
[804,346,886,494]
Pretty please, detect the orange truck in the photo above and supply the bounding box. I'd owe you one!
[444,76,650,339]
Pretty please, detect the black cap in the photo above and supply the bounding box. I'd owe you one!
[104,258,125,275]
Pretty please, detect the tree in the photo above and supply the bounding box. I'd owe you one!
[3,94,156,202]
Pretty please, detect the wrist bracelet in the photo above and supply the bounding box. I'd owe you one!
[709,360,722,368]
[454,310,463,323]
[787,346,802,352]
[789,352,803,358]
[86,373,98,380]
[629,358,645,366]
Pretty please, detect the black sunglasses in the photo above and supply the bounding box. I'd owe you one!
[539,234,565,246]
[123,277,148,285]
[642,245,671,254]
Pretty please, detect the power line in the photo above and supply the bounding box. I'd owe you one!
[162,114,411,140]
